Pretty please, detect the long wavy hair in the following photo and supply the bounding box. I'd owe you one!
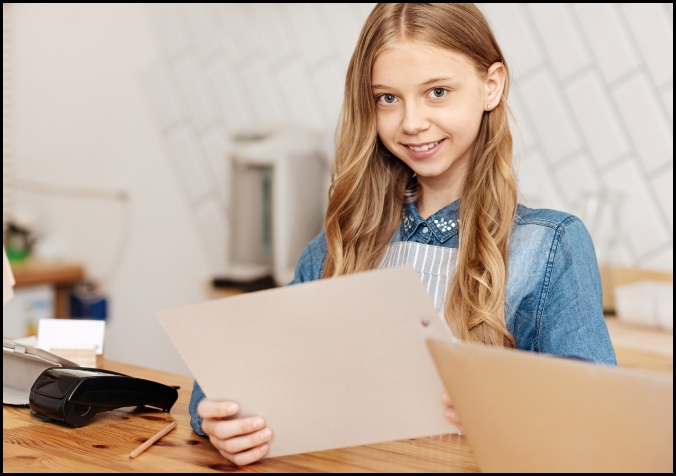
[323,3,517,347]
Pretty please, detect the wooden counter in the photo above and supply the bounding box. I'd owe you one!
[3,360,478,473]
[4,319,671,472]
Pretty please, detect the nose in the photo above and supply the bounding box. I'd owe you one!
[401,102,430,136]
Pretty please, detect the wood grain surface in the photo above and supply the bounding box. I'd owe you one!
[3,360,478,473]
[4,325,672,473]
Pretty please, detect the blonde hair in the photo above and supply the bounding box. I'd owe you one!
[324,3,517,347]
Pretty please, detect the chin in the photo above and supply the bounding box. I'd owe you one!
[409,164,450,179]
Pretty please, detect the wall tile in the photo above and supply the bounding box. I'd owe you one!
[195,197,227,274]
[572,3,640,84]
[509,92,536,151]
[527,4,590,80]
[206,58,256,131]
[650,168,673,230]
[183,4,221,61]
[553,154,599,205]
[662,87,673,120]
[141,60,183,130]
[519,70,581,163]
[601,160,669,260]
[612,74,673,174]
[199,126,229,203]
[173,57,220,132]
[516,150,565,211]
[355,3,376,21]
[639,247,673,273]
[285,4,333,66]
[240,59,283,126]
[251,4,294,65]
[166,126,214,204]
[149,4,190,60]
[320,4,362,64]
[310,60,346,132]
[621,3,674,87]
[480,4,543,78]
[564,72,629,168]
[217,4,260,61]
[276,60,324,128]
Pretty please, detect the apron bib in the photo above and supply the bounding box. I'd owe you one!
[379,241,458,316]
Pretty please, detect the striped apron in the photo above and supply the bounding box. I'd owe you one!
[379,241,458,317]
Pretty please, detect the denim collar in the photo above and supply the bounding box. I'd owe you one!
[400,199,460,243]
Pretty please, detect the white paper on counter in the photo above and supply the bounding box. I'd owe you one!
[37,318,105,354]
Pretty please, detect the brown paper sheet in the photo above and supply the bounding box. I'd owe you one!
[158,266,457,457]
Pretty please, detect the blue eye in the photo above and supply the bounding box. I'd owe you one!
[379,94,396,104]
[430,88,446,98]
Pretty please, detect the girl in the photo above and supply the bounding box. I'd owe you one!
[190,3,615,466]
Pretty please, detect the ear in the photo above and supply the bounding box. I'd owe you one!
[484,62,506,111]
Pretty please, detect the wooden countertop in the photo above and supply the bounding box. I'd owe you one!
[4,319,671,472]
[3,360,478,473]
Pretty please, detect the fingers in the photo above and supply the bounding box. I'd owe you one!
[444,407,460,424]
[198,400,273,466]
[202,415,266,441]
[197,399,239,419]
[211,427,273,455]
[441,392,452,406]
[223,442,270,467]
[444,407,465,433]
[441,392,464,433]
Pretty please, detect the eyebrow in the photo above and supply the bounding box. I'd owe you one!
[372,76,456,90]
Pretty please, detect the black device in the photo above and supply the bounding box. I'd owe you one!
[29,367,178,427]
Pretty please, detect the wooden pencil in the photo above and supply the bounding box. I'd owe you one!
[129,421,177,459]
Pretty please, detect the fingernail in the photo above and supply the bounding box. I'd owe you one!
[259,444,268,453]
[252,418,264,429]
[227,403,238,413]
[260,429,272,440]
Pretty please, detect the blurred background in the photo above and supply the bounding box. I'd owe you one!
[3,4,673,375]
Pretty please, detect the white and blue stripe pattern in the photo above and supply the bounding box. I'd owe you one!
[379,241,458,316]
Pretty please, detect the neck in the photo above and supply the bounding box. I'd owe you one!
[416,160,469,219]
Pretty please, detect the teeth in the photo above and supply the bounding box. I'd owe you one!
[408,141,439,152]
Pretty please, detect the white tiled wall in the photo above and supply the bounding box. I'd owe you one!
[143,3,673,272]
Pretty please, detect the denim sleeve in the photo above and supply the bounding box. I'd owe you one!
[536,218,616,365]
[288,230,327,285]
[188,380,207,436]
[189,231,329,431]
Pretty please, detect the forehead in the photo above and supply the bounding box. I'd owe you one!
[372,40,479,87]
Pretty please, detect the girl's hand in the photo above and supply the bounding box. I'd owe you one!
[197,399,273,466]
[441,392,464,434]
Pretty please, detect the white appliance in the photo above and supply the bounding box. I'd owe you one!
[225,126,328,286]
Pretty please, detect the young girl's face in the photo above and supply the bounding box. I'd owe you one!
[372,41,498,188]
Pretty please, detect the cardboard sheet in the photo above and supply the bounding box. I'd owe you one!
[158,266,457,457]
[427,338,673,472]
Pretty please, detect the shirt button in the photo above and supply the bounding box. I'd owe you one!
[422,227,429,234]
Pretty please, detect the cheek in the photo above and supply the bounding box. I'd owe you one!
[436,106,482,140]
[376,112,398,145]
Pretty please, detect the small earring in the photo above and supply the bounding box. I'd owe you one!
[487,104,491,109]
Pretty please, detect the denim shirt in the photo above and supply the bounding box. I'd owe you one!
[189,200,616,435]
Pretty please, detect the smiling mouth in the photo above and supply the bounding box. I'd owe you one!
[405,139,444,152]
